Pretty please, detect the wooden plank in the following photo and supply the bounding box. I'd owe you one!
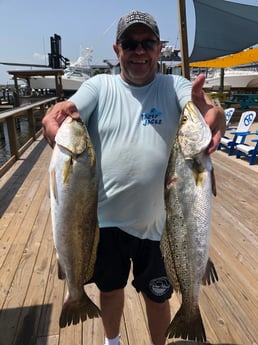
[210,231,258,316]
[200,152,258,344]
[36,335,59,345]
[0,193,51,344]
[0,142,53,345]
[122,272,151,345]
[10,195,55,345]
[212,204,258,272]
[82,312,104,345]
[37,225,65,338]
[0,138,258,345]
[0,167,50,300]
[0,139,50,235]
[59,324,82,345]
[82,284,104,345]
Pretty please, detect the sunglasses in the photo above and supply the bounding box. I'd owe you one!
[120,39,159,51]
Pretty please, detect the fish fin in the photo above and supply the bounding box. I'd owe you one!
[166,303,207,342]
[59,291,101,328]
[50,169,57,200]
[86,135,96,168]
[211,166,217,196]
[202,258,219,285]
[85,224,99,282]
[57,256,66,280]
[192,159,205,187]
[62,156,73,186]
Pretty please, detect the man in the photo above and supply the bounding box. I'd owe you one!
[42,10,225,345]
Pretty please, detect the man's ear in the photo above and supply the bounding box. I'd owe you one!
[113,44,119,57]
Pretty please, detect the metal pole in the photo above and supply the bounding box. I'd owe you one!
[219,68,225,93]
[178,0,190,80]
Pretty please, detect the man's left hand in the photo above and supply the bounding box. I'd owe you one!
[192,74,226,154]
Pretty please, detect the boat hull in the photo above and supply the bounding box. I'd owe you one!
[29,75,86,91]
[204,71,258,88]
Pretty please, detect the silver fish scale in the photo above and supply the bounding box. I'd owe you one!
[49,117,101,328]
[55,117,88,155]
[178,101,212,160]
[161,101,214,342]
[162,138,188,293]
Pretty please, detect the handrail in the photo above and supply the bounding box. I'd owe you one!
[0,97,58,121]
[0,97,58,177]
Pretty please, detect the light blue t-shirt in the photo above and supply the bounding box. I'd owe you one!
[69,73,192,240]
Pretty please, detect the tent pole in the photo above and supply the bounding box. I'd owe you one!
[219,68,224,93]
[178,0,190,80]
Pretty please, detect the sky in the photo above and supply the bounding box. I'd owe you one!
[0,0,258,85]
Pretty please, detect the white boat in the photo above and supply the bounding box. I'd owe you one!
[204,68,258,88]
[29,48,93,92]
[29,67,91,91]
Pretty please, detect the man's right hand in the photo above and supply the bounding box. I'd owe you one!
[42,101,80,147]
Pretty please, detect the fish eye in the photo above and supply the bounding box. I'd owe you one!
[182,115,188,123]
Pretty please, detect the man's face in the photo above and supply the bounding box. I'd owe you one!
[113,24,162,86]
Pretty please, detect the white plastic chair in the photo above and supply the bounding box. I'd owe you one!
[218,110,256,155]
[236,137,258,165]
[224,107,235,127]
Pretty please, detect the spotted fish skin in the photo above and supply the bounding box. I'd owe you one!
[161,101,217,342]
[49,117,101,328]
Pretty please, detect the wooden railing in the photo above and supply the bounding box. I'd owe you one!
[0,97,58,177]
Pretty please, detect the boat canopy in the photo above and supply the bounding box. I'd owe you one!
[190,0,258,62]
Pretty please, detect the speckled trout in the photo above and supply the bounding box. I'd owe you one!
[49,117,101,328]
[160,101,218,342]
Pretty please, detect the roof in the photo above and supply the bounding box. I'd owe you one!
[7,69,64,79]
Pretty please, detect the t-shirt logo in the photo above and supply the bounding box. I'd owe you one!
[141,108,163,126]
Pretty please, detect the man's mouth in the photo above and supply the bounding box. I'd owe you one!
[131,60,148,64]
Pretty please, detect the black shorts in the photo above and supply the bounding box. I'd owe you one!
[91,227,172,303]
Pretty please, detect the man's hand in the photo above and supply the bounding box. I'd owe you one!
[192,74,226,154]
[42,101,80,147]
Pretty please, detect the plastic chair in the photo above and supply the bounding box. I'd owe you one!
[217,110,256,155]
[236,137,258,165]
[224,107,235,127]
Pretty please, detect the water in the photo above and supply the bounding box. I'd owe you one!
[0,118,42,167]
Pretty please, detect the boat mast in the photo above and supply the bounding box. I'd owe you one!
[177,0,190,80]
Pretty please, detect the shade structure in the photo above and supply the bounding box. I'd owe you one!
[189,47,258,68]
[189,0,258,62]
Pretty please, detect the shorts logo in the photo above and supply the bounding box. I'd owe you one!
[149,276,171,296]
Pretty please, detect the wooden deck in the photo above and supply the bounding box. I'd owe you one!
[0,136,257,345]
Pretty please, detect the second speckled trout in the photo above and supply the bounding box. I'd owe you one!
[49,117,101,328]
[160,101,218,342]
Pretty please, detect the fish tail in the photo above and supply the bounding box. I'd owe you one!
[59,292,101,328]
[166,304,207,342]
[202,257,219,285]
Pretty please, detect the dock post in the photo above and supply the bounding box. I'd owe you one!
[6,116,18,159]
[13,77,20,107]
[27,108,36,141]
[55,74,63,99]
